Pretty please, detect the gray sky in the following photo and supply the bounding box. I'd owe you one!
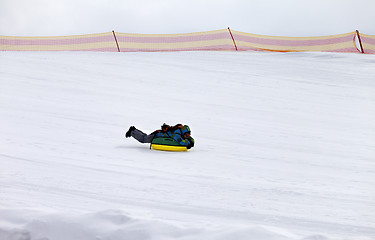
[1,0,374,37]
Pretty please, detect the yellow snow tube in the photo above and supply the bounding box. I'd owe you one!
[150,137,188,152]
[151,144,188,152]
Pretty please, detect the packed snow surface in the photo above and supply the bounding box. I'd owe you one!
[0,51,374,240]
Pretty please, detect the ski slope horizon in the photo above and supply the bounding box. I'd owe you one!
[1,51,374,240]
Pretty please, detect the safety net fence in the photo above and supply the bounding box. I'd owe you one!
[115,29,234,52]
[0,32,117,51]
[359,33,375,54]
[0,29,373,54]
[231,30,359,53]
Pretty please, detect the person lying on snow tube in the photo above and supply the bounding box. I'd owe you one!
[125,123,195,151]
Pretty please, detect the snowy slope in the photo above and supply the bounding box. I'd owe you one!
[0,51,374,240]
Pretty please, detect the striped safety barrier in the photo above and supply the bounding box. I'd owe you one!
[230,30,358,53]
[115,29,234,52]
[0,29,373,54]
[0,32,117,51]
[359,33,375,54]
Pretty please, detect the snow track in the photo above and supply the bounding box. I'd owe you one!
[1,51,374,240]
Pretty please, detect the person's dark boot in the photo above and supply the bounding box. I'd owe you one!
[125,126,136,138]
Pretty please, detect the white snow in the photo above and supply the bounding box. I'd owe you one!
[0,51,374,240]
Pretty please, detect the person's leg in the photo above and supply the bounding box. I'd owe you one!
[131,128,154,143]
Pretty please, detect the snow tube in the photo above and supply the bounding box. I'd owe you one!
[150,137,188,152]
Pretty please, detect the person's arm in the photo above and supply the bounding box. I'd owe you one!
[186,136,194,149]
[176,136,194,148]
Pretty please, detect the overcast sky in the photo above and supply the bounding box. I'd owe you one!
[1,0,374,37]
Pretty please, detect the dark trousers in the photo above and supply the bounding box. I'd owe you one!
[131,129,155,143]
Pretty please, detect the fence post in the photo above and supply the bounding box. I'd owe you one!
[228,27,238,51]
[356,30,364,53]
[112,30,120,52]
